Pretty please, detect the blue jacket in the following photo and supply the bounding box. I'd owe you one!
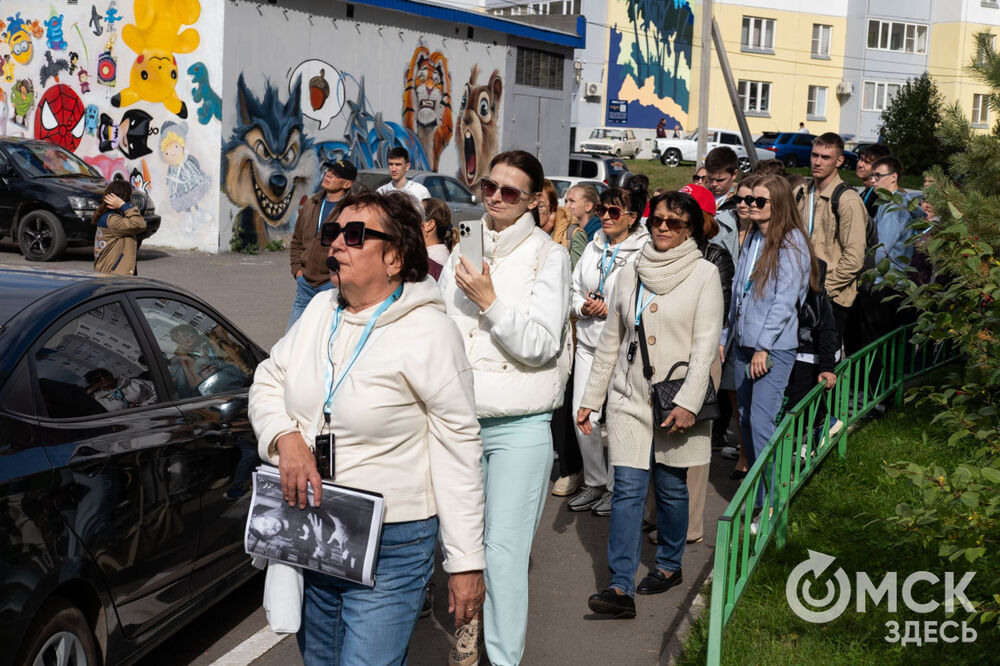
[724,227,811,352]
[873,190,924,284]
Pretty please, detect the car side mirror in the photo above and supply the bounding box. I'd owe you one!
[470,194,478,204]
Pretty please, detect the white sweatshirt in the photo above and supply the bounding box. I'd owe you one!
[248,277,485,573]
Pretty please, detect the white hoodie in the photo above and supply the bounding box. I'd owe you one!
[248,277,485,573]
[572,226,648,351]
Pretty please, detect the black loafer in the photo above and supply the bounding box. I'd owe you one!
[636,569,683,595]
[587,588,636,618]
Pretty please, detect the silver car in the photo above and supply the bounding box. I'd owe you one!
[356,169,486,222]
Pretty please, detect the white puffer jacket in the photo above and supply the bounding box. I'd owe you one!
[439,212,572,418]
[572,226,648,351]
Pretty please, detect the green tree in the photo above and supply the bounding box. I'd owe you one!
[878,72,952,175]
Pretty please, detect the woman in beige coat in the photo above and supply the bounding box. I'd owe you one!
[93,180,145,276]
[577,190,723,618]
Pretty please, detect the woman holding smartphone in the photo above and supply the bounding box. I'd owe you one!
[439,150,571,666]
[722,174,815,513]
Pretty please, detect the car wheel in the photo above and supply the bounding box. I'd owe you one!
[17,210,68,262]
[17,599,100,666]
[783,155,798,168]
[738,156,752,173]
[615,148,622,157]
[661,148,682,167]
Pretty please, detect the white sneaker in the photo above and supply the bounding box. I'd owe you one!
[551,471,583,497]
[449,619,483,666]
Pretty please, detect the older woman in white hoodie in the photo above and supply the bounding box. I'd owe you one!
[249,191,485,665]
[439,150,571,666]
[567,182,649,517]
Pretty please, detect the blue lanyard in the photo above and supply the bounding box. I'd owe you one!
[318,199,335,233]
[597,241,622,294]
[323,285,403,416]
[741,232,763,297]
[807,190,815,236]
[634,283,655,329]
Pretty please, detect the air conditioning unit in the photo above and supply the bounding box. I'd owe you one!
[836,81,854,96]
[583,81,601,97]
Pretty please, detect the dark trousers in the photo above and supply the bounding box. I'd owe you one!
[712,389,734,446]
[781,361,828,425]
[551,372,582,479]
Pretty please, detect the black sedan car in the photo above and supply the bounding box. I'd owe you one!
[0,266,264,666]
[0,138,161,262]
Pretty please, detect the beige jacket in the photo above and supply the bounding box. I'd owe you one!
[798,174,867,307]
[94,206,145,275]
[248,277,485,573]
[581,240,723,470]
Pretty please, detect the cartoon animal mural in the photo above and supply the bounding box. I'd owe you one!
[112,0,201,118]
[187,61,221,124]
[83,153,128,181]
[33,84,86,151]
[44,13,67,50]
[11,79,33,127]
[130,159,152,193]
[105,2,124,31]
[5,13,34,65]
[402,46,453,173]
[222,74,318,246]
[39,51,70,86]
[455,66,502,187]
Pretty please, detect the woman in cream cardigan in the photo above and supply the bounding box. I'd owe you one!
[577,191,723,618]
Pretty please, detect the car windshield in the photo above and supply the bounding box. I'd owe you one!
[4,142,97,178]
[590,129,623,140]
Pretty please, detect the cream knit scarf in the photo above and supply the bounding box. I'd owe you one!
[637,238,703,295]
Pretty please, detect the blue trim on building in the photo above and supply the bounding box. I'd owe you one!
[349,0,586,49]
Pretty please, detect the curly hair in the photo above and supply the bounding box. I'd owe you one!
[646,191,707,249]
[330,190,429,282]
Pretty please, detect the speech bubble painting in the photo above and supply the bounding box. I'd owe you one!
[288,59,345,130]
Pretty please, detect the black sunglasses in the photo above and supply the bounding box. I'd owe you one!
[321,221,395,247]
[691,173,706,183]
[736,195,770,209]
[479,177,532,204]
[594,203,633,220]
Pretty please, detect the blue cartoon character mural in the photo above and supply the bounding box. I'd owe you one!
[104,2,123,31]
[84,104,100,134]
[187,61,221,124]
[112,0,201,118]
[222,74,318,246]
[44,12,67,50]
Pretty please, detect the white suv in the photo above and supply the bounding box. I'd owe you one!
[652,128,771,172]
[578,127,641,158]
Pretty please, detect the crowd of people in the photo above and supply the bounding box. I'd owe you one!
[237,135,926,665]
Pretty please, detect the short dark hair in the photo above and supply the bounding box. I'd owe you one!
[332,190,428,282]
[600,180,647,232]
[813,132,845,156]
[630,173,650,190]
[387,147,410,162]
[647,191,707,249]
[871,155,903,178]
[858,143,891,162]
[705,146,739,175]
[754,159,786,178]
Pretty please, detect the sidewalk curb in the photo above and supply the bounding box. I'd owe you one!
[662,564,713,664]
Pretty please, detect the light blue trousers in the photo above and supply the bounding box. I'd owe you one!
[480,414,553,666]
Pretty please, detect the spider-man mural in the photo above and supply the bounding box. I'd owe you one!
[33,84,85,151]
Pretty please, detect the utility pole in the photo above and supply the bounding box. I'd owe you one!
[712,18,757,169]
[695,0,712,167]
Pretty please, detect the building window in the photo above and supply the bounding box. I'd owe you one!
[862,81,902,111]
[738,79,771,114]
[977,34,997,64]
[516,47,565,90]
[867,19,927,54]
[812,24,832,58]
[807,85,827,119]
[972,94,990,126]
[741,16,775,52]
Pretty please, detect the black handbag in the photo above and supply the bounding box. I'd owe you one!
[636,306,720,426]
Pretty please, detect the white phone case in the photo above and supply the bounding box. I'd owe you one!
[458,218,484,274]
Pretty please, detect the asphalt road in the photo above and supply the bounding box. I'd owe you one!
[0,241,743,665]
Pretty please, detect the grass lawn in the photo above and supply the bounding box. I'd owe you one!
[677,406,999,665]
[627,161,926,193]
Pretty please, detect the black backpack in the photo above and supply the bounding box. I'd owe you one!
[798,180,879,288]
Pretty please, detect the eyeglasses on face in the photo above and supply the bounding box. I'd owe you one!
[870,172,892,181]
[479,178,532,204]
[594,203,633,220]
[321,221,396,247]
[647,215,688,231]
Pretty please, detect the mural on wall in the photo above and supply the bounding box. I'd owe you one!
[222,74,318,246]
[97,109,157,158]
[11,79,33,126]
[402,45,453,172]
[33,84,85,151]
[160,120,211,230]
[606,0,693,129]
[455,65,502,188]
[112,0,201,118]
[5,13,36,65]
[187,61,221,124]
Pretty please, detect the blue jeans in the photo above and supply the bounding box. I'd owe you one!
[287,276,335,331]
[480,414,553,666]
[733,346,796,506]
[608,453,688,597]
[297,517,437,666]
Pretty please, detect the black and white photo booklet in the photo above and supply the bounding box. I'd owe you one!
[244,465,385,586]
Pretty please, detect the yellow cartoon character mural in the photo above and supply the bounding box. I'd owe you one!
[111,0,201,118]
[5,13,34,65]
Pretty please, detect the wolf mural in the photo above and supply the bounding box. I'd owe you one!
[455,66,502,187]
[222,74,318,246]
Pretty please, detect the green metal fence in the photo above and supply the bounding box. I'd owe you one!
[705,325,959,664]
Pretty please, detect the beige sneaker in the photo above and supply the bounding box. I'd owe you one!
[551,470,583,497]
[449,618,483,666]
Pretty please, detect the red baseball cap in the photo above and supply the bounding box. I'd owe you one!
[679,183,716,216]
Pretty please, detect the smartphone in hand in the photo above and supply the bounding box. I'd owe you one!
[745,354,773,378]
[458,219,484,274]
